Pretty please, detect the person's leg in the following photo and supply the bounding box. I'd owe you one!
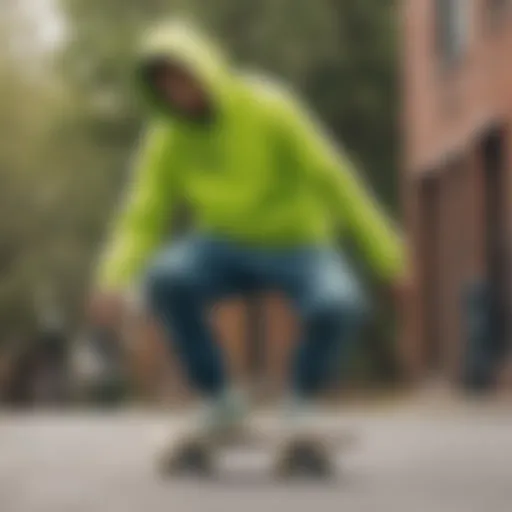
[144,236,252,436]
[243,246,367,474]
[291,250,368,396]
[259,247,368,398]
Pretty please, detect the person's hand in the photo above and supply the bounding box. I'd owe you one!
[88,290,126,328]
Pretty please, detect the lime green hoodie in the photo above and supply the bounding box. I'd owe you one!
[98,21,404,290]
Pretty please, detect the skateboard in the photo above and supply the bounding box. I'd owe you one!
[156,420,354,479]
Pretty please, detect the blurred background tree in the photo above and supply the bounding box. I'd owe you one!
[0,0,399,381]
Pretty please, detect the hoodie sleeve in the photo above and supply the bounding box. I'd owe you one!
[275,91,404,281]
[96,122,178,291]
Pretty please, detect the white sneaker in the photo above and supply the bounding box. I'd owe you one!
[194,388,249,443]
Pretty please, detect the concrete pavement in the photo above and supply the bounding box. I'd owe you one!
[1,403,512,512]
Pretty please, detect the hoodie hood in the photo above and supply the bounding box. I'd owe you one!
[136,21,233,122]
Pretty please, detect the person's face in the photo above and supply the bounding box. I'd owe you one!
[151,63,208,115]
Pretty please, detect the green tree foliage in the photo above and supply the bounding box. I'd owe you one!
[0,10,63,335]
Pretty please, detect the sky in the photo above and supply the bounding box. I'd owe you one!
[25,0,65,50]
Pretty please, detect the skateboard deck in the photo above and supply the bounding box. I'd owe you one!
[156,419,355,478]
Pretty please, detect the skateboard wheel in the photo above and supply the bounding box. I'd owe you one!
[275,439,334,479]
[157,439,213,476]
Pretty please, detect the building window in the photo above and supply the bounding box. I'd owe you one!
[486,0,511,27]
[435,0,471,68]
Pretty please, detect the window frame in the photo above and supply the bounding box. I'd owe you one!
[435,0,471,70]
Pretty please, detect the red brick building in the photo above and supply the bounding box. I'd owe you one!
[402,0,512,384]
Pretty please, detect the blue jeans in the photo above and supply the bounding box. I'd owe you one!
[145,235,368,398]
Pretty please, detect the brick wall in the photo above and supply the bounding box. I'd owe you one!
[403,0,512,383]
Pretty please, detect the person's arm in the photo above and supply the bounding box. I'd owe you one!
[275,91,404,282]
[96,122,178,292]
